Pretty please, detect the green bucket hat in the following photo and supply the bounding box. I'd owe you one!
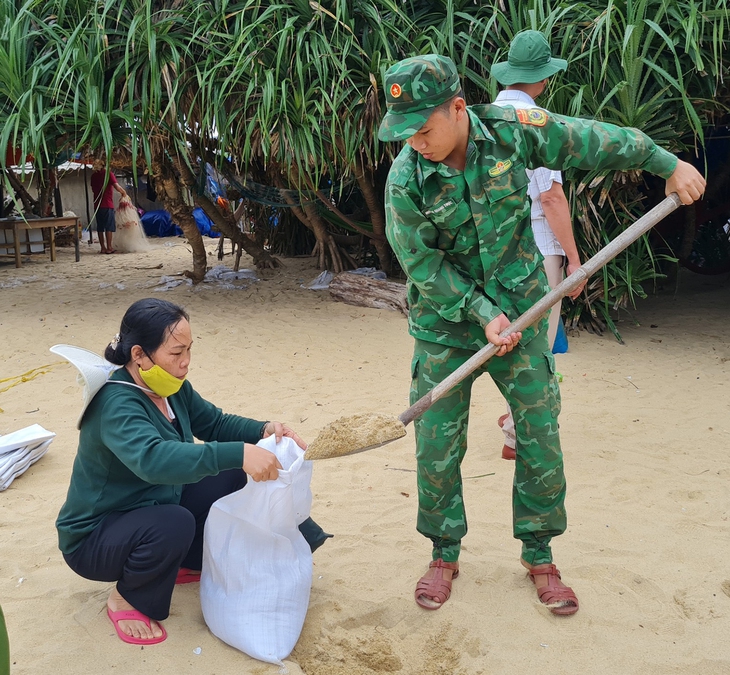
[491,30,567,86]
[378,55,462,142]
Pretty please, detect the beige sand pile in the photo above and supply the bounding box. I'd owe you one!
[304,412,406,459]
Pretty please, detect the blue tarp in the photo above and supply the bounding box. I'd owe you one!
[552,318,568,354]
[140,208,220,238]
[193,207,220,238]
[140,210,182,238]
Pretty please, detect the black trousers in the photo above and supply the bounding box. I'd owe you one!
[63,469,331,621]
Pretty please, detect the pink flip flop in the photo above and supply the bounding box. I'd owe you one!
[107,607,167,645]
[175,568,201,584]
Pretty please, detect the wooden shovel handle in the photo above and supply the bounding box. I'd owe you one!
[399,193,683,427]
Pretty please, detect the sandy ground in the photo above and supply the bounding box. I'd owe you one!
[1,237,729,675]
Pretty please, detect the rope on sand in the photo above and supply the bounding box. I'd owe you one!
[0,362,64,412]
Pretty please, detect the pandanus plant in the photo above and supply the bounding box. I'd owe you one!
[1,0,727,335]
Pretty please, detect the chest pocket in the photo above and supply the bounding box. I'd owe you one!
[485,163,530,241]
[422,198,473,253]
[485,163,529,204]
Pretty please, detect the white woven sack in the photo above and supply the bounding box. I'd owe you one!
[0,424,55,491]
[200,435,313,665]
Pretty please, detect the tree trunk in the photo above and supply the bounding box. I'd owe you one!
[329,272,408,316]
[354,158,393,275]
[195,193,282,269]
[4,169,39,214]
[151,155,207,283]
[302,200,356,272]
[273,172,353,272]
[38,167,56,217]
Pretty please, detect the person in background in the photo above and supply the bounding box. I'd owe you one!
[90,159,128,254]
[491,31,587,460]
[55,298,330,645]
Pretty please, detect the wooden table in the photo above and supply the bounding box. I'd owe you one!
[0,216,80,268]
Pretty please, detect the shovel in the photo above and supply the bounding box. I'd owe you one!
[304,193,683,460]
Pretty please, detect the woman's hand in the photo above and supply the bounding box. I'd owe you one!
[243,443,283,482]
[261,421,307,450]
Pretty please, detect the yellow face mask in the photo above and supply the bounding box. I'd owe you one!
[138,364,185,398]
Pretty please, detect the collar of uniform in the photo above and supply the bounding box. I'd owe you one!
[417,153,461,180]
[416,106,495,180]
[493,89,537,107]
[466,106,495,143]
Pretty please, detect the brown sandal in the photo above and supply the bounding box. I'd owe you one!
[526,563,579,615]
[415,558,459,610]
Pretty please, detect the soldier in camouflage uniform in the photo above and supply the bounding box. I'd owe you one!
[378,54,705,613]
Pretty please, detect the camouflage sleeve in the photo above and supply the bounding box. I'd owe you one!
[519,112,678,179]
[385,184,501,328]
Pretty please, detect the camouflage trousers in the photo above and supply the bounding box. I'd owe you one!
[410,332,566,565]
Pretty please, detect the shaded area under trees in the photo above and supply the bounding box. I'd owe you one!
[0,0,728,335]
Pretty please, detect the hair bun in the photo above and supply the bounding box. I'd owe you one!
[104,340,126,365]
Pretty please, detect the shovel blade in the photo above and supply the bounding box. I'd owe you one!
[304,413,407,460]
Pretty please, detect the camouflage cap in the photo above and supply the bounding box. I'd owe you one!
[378,55,461,142]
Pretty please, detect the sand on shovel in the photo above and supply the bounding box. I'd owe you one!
[304,412,406,460]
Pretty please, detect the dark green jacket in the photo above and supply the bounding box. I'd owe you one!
[56,368,265,554]
[0,604,8,675]
[385,105,678,350]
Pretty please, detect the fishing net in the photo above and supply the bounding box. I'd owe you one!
[114,195,150,252]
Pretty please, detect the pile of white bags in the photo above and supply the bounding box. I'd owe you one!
[200,435,314,665]
[0,424,55,491]
[114,195,150,253]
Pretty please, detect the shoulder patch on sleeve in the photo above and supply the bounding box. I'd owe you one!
[478,104,515,121]
[516,108,548,127]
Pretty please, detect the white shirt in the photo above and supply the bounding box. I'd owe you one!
[492,90,565,257]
